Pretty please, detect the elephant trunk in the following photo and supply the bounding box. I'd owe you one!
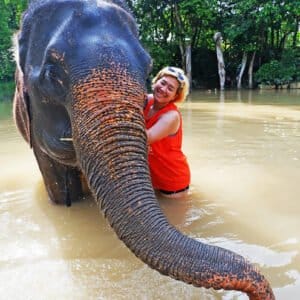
[71,69,274,300]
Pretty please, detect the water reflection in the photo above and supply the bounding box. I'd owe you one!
[189,88,300,105]
[1,90,300,299]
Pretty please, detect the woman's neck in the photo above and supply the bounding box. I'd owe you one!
[152,99,169,111]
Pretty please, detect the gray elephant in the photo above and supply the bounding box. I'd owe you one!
[13,1,275,299]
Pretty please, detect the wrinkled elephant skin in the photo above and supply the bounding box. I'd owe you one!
[13,1,275,299]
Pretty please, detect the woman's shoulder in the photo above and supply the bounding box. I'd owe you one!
[163,102,180,115]
[161,109,180,122]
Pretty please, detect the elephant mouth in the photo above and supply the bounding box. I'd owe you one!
[39,125,78,167]
[46,142,77,166]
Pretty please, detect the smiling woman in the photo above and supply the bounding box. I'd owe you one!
[144,66,191,199]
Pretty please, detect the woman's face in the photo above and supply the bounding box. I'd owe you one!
[153,75,179,105]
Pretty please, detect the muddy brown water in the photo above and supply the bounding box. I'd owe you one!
[0,89,300,299]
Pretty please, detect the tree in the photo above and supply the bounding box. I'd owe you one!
[0,0,27,81]
[1,0,298,88]
[216,0,299,88]
[0,0,14,80]
[128,0,218,85]
[214,32,226,90]
[255,48,299,88]
[222,0,262,88]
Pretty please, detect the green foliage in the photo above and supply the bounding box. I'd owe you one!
[0,0,299,89]
[255,60,286,86]
[0,0,14,80]
[129,0,299,88]
[281,48,300,81]
[255,49,299,86]
[129,0,219,72]
[0,80,15,102]
[0,0,27,81]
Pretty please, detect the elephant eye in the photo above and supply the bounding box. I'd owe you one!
[44,65,57,80]
[40,64,68,100]
[42,64,65,86]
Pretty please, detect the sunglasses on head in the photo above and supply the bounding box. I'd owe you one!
[167,67,185,83]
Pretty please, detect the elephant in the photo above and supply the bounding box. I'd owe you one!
[13,1,275,299]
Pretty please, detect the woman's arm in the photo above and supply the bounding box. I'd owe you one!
[147,110,180,144]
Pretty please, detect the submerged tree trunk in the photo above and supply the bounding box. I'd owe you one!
[237,52,247,89]
[214,32,225,91]
[293,17,299,47]
[248,51,256,89]
[185,40,192,92]
[173,3,192,89]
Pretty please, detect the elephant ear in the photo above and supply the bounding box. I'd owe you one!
[13,65,32,147]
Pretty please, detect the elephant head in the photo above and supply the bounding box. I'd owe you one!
[13,1,275,299]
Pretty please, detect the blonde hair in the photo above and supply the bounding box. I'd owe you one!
[152,66,190,103]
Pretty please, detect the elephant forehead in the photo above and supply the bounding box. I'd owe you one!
[22,0,137,54]
[70,5,138,47]
[21,0,150,83]
[28,0,136,33]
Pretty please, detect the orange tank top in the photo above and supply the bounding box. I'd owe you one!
[144,96,190,191]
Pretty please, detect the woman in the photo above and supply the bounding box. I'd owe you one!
[144,66,191,199]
